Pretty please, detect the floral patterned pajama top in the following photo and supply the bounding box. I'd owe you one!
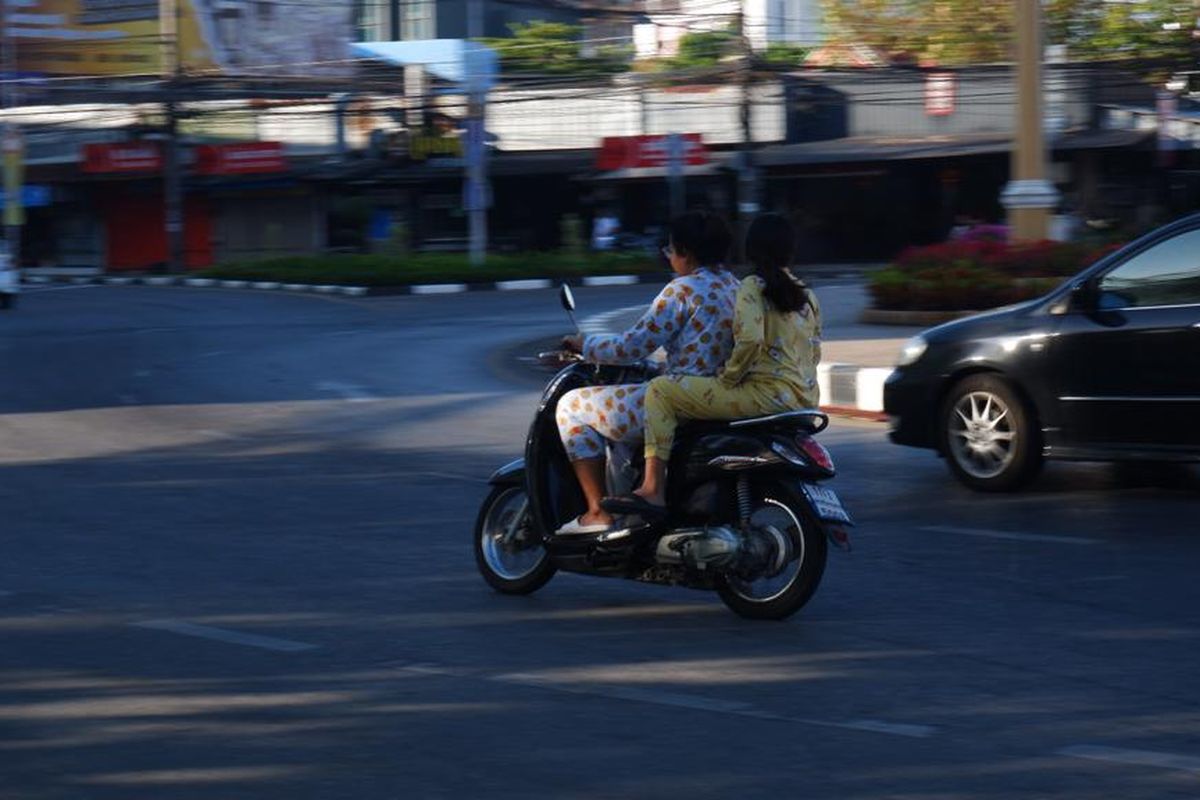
[556,266,739,461]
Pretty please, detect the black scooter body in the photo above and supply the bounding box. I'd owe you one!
[490,361,841,586]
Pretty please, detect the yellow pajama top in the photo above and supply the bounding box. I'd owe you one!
[719,274,822,407]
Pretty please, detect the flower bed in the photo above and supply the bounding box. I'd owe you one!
[869,238,1121,312]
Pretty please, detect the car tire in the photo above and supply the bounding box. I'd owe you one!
[940,374,1042,492]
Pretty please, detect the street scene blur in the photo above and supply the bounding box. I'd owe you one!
[2,0,1200,797]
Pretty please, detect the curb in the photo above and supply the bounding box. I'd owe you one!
[19,272,668,297]
[817,363,893,415]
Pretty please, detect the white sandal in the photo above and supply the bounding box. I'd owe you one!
[555,516,612,536]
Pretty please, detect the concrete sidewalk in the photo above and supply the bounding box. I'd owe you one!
[591,281,928,415]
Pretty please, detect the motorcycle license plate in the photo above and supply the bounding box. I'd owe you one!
[801,483,853,525]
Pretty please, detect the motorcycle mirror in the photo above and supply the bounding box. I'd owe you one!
[560,284,581,335]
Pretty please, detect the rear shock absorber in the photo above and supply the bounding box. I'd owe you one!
[736,475,753,523]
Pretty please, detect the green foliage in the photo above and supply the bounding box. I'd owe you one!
[201,251,661,287]
[670,28,739,68]
[478,21,630,76]
[763,42,811,66]
[821,0,1199,75]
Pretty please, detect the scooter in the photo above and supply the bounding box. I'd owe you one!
[473,285,853,620]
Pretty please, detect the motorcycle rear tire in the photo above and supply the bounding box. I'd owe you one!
[715,484,828,621]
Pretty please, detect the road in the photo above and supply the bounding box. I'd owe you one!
[1,283,1198,799]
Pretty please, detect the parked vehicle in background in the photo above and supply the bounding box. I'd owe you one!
[885,212,1200,491]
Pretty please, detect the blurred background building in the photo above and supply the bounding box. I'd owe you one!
[1,0,1198,270]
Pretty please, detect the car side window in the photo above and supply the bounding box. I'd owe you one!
[1098,228,1200,309]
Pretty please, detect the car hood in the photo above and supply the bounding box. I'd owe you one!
[922,298,1044,344]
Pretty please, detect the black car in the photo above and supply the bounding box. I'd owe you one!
[885,212,1200,491]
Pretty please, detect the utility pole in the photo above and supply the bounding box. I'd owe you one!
[735,1,758,264]
[1000,0,1058,242]
[160,0,185,272]
[466,0,488,266]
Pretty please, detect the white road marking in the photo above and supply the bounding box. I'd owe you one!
[1058,744,1200,774]
[316,381,376,403]
[131,620,318,653]
[829,719,938,738]
[496,279,552,291]
[581,305,644,336]
[490,672,935,738]
[251,281,282,290]
[582,275,639,287]
[921,525,1100,546]
[23,284,104,293]
[412,283,468,295]
[408,470,487,484]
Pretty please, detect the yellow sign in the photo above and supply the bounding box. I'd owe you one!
[13,0,352,77]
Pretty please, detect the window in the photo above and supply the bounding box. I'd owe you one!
[402,0,434,40]
[1099,227,1200,309]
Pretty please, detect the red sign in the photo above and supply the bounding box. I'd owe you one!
[82,142,163,174]
[924,72,956,117]
[194,142,287,175]
[597,134,709,170]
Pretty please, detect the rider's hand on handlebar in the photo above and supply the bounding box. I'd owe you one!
[562,334,584,354]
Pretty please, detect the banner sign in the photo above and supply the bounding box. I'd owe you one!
[0,185,52,209]
[81,142,163,173]
[924,72,956,117]
[194,142,287,175]
[12,0,353,77]
[596,134,709,171]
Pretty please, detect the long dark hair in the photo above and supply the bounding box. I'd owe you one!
[745,213,810,314]
[668,211,732,267]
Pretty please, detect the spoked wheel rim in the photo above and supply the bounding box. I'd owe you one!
[948,390,1018,480]
[479,487,546,581]
[726,498,806,604]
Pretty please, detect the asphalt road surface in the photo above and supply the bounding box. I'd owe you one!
[1,283,1198,799]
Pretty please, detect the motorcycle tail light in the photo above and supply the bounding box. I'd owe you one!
[795,436,834,472]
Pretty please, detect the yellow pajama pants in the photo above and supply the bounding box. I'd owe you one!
[643,374,813,461]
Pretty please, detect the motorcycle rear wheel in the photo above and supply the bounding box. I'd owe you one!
[474,485,556,595]
[715,484,827,621]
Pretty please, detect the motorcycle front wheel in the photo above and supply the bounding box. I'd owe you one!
[715,484,828,621]
[474,485,556,595]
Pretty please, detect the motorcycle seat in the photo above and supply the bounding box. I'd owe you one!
[679,408,829,436]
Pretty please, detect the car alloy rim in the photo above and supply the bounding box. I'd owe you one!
[481,488,546,581]
[949,391,1018,480]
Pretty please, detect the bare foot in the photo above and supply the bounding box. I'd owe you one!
[579,509,614,527]
[632,488,666,508]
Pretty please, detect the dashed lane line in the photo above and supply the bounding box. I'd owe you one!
[1058,744,1200,774]
[316,381,377,403]
[385,664,937,740]
[921,525,1101,546]
[131,620,319,653]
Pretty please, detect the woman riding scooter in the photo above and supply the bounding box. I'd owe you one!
[555,211,739,535]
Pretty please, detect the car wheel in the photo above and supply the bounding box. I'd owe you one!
[940,374,1042,492]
